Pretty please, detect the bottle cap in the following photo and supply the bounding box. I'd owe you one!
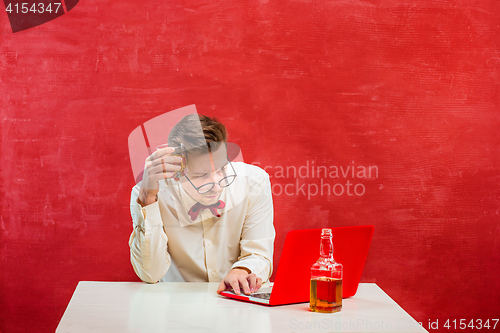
[321,228,332,236]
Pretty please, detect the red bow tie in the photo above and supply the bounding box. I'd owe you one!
[187,200,226,221]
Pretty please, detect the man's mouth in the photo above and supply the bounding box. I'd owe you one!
[205,193,219,199]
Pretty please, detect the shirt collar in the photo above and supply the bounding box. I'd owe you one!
[175,180,236,227]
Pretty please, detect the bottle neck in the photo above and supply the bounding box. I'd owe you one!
[320,236,334,258]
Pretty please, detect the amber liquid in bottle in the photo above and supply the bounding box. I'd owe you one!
[310,277,342,313]
[310,229,343,313]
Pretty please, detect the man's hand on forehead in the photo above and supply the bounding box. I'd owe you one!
[137,146,184,206]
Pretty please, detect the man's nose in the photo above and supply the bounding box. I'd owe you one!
[208,172,223,191]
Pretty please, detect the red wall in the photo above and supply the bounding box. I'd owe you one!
[1,1,499,332]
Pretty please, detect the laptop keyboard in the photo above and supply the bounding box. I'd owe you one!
[251,292,271,300]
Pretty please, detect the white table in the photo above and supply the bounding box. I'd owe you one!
[56,282,428,333]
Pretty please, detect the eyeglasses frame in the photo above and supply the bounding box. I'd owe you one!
[184,157,237,194]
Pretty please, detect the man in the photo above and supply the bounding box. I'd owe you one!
[129,114,275,295]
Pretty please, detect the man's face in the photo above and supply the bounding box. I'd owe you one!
[180,145,229,206]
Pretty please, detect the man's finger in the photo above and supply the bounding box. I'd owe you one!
[149,155,182,169]
[149,163,180,176]
[255,277,263,292]
[230,280,241,295]
[216,281,226,295]
[146,147,174,162]
[148,172,174,183]
[247,273,257,293]
[239,276,251,295]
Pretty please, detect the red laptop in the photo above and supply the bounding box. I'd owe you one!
[220,225,374,306]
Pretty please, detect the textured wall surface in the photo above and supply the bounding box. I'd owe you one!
[1,0,499,332]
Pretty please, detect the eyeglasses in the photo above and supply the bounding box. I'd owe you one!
[184,158,237,194]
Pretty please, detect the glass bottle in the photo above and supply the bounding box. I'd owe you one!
[310,228,343,313]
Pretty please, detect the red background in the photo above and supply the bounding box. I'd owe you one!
[1,0,499,332]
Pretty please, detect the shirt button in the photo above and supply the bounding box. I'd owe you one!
[206,240,212,247]
[211,271,216,277]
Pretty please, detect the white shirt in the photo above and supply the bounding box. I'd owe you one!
[129,162,275,283]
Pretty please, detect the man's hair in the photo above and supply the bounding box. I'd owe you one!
[168,114,227,157]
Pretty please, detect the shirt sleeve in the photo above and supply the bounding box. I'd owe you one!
[128,183,171,283]
[231,172,275,281]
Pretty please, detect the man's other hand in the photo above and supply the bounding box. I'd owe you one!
[216,267,262,295]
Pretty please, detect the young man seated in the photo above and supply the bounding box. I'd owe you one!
[129,114,275,295]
